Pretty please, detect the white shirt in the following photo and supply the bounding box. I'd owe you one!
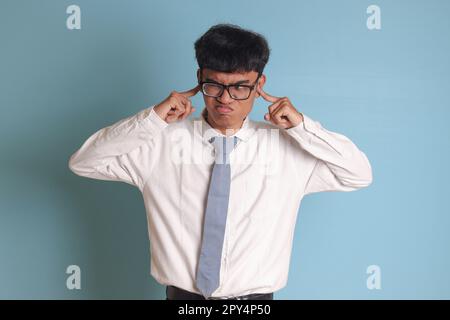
[68,105,373,298]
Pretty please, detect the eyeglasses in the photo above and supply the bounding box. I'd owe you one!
[199,75,261,100]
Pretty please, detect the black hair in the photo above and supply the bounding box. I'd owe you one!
[194,23,270,75]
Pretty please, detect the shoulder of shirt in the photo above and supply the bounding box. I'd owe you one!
[249,119,296,139]
[249,119,274,130]
[158,117,192,134]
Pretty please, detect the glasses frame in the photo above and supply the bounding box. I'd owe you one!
[199,74,261,101]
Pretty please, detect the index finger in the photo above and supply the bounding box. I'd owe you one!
[257,87,281,103]
[180,84,201,98]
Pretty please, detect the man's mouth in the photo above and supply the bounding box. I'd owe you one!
[215,105,234,114]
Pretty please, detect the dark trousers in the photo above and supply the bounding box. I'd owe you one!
[166,285,274,300]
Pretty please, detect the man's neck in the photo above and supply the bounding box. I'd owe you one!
[202,109,245,136]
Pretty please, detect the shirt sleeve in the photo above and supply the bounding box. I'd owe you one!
[68,105,168,191]
[285,113,373,195]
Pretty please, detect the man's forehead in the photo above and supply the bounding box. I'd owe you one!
[201,69,259,83]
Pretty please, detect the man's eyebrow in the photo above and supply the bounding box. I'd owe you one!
[205,78,250,85]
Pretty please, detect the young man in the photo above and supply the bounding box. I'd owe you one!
[69,24,373,300]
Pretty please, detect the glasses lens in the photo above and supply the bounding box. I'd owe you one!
[203,83,223,97]
[229,85,251,100]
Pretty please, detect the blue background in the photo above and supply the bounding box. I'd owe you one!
[1,0,449,299]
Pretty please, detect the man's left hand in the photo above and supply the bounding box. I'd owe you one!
[257,87,304,129]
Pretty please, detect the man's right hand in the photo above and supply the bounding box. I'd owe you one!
[153,85,201,124]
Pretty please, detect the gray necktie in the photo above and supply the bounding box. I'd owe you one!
[196,135,239,298]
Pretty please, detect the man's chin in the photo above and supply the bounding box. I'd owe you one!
[210,114,238,129]
[211,113,233,123]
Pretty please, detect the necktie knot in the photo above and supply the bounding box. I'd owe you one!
[209,136,238,164]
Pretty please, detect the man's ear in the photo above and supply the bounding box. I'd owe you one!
[197,69,201,84]
[255,74,266,98]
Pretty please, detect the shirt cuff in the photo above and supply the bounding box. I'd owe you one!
[284,113,345,156]
[140,105,169,135]
[285,113,313,140]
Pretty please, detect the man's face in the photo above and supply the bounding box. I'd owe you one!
[197,68,266,131]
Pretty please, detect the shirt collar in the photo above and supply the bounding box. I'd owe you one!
[195,108,256,143]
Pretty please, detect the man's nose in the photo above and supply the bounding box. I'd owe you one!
[217,88,234,104]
